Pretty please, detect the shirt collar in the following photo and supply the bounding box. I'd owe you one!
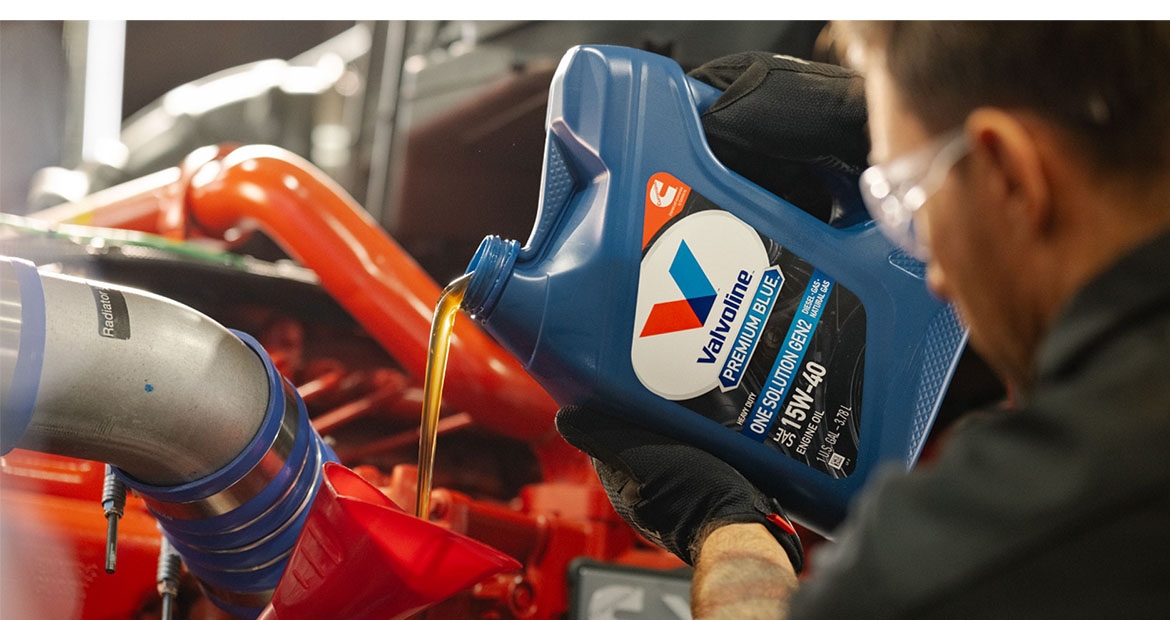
[1037,228,1170,381]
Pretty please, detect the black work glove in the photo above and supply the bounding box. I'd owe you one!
[556,405,803,572]
[689,51,869,226]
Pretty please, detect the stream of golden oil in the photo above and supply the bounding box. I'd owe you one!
[415,272,471,519]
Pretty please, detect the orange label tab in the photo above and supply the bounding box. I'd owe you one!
[643,172,690,249]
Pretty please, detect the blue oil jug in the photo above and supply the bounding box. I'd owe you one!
[461,45,967,534]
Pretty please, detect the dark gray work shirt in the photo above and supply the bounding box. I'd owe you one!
[790,230,1170,619]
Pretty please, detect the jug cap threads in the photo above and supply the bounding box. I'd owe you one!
[463,236,520,319]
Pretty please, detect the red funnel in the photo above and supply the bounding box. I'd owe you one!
[258,462,520,620]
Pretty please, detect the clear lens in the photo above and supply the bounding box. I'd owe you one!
[861,166,926,259]
[859,129,971,261]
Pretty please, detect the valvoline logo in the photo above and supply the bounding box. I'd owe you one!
[639,240,717,337]
[632,210,774,400]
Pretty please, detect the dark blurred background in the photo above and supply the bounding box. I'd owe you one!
[1,20,842,281]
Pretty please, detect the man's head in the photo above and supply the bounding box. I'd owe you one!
[839,21,1170,394]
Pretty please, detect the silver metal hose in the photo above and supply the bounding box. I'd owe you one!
[1,256,337,618]
[1,256,268,485]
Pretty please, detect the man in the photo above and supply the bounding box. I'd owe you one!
[556,21,1170,619]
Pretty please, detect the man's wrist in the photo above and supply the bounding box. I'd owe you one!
[689,496,805,574]
[691,523,799,620]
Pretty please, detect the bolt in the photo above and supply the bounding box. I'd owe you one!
[509,579,536,617]
[101,464,126,573]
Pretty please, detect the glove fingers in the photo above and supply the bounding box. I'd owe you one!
[559,406,757,561]
[686,50,767,90]
[556,405,669,465]
[689,52,868,224]
[693,52,869,174]
[591,456,669,552]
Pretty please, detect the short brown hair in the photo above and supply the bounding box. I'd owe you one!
[841,21,1170,176]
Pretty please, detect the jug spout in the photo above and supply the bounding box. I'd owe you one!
[463,235,520,320]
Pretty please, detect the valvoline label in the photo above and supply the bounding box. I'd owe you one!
[632,174,866,477]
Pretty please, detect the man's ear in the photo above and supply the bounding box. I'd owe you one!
[964,108,1053,238]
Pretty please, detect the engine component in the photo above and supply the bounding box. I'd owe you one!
[0,143,716,619]
[102,463,127,573]
[0,253,529,619]
[1,256,337,617]
[156,537,182,620]
[1,256,269,483]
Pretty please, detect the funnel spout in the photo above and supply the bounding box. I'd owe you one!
[260,462,521,620]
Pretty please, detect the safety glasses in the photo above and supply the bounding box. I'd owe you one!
[860,128,972,260]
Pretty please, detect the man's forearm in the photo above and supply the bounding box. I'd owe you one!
[691,523,799,620]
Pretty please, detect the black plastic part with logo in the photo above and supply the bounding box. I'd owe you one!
[567,558,694,620]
